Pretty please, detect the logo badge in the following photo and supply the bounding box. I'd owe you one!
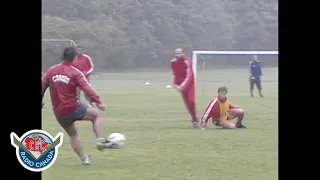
[10,130,63,172]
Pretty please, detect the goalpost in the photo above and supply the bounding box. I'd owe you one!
[192,50,278,80]
[42,39,77,71]
[42,38,77,47]
[191,50,278,95]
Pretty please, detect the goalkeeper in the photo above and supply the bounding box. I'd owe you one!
[249,55,263,97]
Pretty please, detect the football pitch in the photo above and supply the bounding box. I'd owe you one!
[42,67,278,180]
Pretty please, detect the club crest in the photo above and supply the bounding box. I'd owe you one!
[10,130,63,172]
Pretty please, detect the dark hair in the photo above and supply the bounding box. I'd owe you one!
[62,47,77,61]
[218,86,228,93]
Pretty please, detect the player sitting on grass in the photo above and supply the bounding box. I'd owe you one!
[42,47,113,165]
[200,86,246,129]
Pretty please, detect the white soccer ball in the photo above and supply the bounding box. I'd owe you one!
[107,133,126,148]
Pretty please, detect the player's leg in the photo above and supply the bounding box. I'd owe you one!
[249,78,255,97]
[81,106,103,139]
[186,86,200,127]
[79,104,114,150]
[57,105,91,165]
[255,78,263,97]
[228,108,246,128]
[62,123,91,165]
[181,86,199,128]
[181,92,193,122]
[200,100,215,128]
[218,120,236,129]
[212,108,246,129]
[57,103,110,164]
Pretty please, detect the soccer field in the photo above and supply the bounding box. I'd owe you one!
[42,67,278,180]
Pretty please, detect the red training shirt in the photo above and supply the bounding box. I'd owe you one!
[170,56,194,90]
[73,54,94,77]
[42,61,101,118]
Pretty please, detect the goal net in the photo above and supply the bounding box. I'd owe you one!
[42,39,77,71]
[191,50,278,96]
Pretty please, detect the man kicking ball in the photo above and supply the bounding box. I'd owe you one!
[200,86,246,129]
[42,47,113,165]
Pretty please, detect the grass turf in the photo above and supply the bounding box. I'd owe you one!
[42,68,278,180]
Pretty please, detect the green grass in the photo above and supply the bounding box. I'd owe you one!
[42,68,278,180]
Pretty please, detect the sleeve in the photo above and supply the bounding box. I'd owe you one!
[258,62,262,76]
[201,99,217,124]
[74,71,102,105]
[170,61,175,75]
[84,55,94,75]
[42,71,49,100]
[249,61,253,76]
[179,59,193,90]
[170,61,176,85]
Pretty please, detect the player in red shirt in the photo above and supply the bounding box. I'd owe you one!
[200,86,246,129]
[42,47,113,165]
[73,46,95,106]
[171,48,200,128]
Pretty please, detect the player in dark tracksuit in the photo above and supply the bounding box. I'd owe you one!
[249,55,263,97]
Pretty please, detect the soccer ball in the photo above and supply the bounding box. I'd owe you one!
[107,133,126,148]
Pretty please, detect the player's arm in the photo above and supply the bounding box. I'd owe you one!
[201,112,212,125]
[75,71,102,105]
[200,99,217,126]
[258,62,262,76]
[172,74,175,85]
[42,72,49,108]
[248,61,253,77]
[83,55,94,76]
[178,59,192,90]
[170,61,176,85]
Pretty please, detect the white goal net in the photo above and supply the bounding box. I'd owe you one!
[191,50,278,95]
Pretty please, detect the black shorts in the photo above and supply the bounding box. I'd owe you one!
[56,103,88,128]
[249,76,261,89]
